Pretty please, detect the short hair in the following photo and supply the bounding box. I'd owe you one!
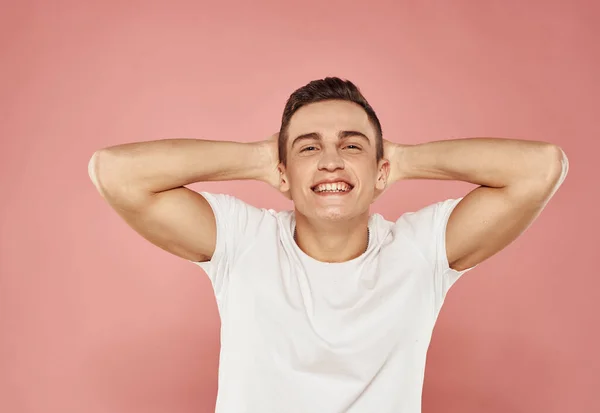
[278,77,383,165]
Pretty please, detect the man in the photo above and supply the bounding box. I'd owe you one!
[88,77,568,412]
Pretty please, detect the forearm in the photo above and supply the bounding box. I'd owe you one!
[89,138,270,197]
[396,138,565,191]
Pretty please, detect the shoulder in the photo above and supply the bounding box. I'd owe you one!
[396,198,462,233]
[390,198,463,257]
[200,191,278,215]
[199,191,287,230]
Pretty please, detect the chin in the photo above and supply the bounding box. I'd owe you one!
[293,191,371,222]
[312,204,368,222]
[315,208,348,221]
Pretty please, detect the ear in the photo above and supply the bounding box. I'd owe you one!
[375,158,390,191]
[372,158,390,201]
[278,163,292,200]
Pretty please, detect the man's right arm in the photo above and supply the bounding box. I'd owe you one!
[88,138,279,262]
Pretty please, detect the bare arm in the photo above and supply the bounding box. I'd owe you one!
[88,137,280,262]
[385,138,568,271]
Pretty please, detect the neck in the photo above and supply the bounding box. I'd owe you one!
[293,213,370,263]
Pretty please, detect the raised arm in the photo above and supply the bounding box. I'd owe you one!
[384,137,568,271]
[88,136,280,262]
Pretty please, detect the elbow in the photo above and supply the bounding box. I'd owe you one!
[87,148,126,200]
[527,144,569,200]
[542,144,569,188]
[88,148,150,207]
[88,150,105,195]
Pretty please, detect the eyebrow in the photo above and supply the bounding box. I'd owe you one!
[291,130,371,148]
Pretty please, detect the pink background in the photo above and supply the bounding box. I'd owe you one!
[1,1,598,412]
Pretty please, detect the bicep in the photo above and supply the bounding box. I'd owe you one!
[109,187,217,262]
[445,185,549,271]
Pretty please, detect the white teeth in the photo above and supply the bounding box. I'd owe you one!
[313,182,351,193]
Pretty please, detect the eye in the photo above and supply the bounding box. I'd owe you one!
[300,146,317,152]
[344,144,361,151]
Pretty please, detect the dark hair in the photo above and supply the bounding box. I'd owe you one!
[278,77,383,165]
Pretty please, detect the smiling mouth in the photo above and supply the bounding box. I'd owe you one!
[311,181,354,194]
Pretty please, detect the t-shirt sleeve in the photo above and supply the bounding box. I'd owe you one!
[398,198,476,313]
[190,192,270,299]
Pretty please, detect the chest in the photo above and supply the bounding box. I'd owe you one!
[219,237,436,366]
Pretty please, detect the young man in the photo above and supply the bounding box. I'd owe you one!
[89,77,568,412]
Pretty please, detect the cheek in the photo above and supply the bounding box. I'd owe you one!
[286,169,310,193]
[350,161,378,181]
[287,160,313,180]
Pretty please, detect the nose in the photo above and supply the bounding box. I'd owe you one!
[317,146,345,172]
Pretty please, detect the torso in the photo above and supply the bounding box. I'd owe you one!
[213,210,439,413]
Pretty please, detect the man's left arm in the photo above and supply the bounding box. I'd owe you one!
[386,138,569,271]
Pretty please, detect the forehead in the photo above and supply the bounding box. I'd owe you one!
[287,100,375,140]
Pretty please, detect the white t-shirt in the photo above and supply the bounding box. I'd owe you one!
[193,192,474,413]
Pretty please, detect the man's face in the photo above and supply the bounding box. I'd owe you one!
[279,100,389,222]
